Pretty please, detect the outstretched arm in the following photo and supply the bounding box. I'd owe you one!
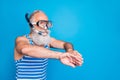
[50,37,74,52]
[15,37,62,59]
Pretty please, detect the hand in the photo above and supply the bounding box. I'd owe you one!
[59,52,80,68]
[67,50,84,66]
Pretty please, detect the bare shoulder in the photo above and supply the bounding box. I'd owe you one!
[14,36,29,60]
[15,36,30,46]
[15,35,29,53]
[16,36,28,43]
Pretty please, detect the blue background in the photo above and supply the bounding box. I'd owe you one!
[0,0,120,80]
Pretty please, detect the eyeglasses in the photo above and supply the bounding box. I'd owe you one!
[32,20,52,29]
[25,13,53,29]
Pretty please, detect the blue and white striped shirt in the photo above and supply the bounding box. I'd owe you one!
[15,34,49,80]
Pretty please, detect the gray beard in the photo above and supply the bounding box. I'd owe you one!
[31,31,51,46]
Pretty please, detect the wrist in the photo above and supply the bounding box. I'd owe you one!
[54,52,62,59]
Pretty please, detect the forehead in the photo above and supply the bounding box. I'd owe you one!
[32,12,48,22]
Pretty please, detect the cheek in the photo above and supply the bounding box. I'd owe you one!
[34,26,43,30]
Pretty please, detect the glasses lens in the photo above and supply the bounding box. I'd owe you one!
[37,20,52,28]
[47,21,52,27]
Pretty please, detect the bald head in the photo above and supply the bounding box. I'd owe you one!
[30,10,48,23]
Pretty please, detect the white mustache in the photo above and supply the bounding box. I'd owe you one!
[32,28,50,36]
[31,29,51,46]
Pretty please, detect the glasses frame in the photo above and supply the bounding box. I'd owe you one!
[31,20,52,29]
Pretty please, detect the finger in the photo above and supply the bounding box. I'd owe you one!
[77,60,84,66]
[70,54,82,62]
[71,57,80,66]
[66,62,76,68]
[72,51,82,57]
[71,57,82,64]
[73,54,82,62]
[65,53,78,65]
[67,53,83,65]
[74,51,82,57]
[73,59,83,66]
[67,55,81,66]
[66,53,75,64]
[70,55,84,66]
[73,51,84,61]
[74,50,82,57]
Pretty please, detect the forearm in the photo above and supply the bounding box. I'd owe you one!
[64,42,74,52]
[21,45,62,59]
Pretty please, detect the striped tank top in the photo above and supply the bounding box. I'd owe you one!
[15,34,49,80]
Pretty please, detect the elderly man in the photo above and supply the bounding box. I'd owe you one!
[14,10,83,80]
